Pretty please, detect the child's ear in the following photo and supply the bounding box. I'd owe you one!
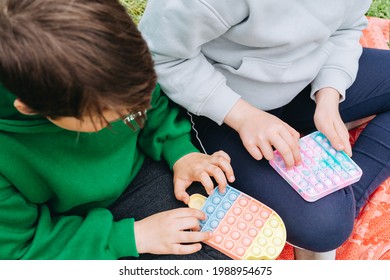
[13,99,37,115]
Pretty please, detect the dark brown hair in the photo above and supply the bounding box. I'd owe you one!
[0,0,156,126]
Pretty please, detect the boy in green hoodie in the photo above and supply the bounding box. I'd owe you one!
[0,0,235,259]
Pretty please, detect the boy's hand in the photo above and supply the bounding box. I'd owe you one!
[314,88,352,156]
[172,151,235,204]
[224,99,301,168]
[134,208,211,255]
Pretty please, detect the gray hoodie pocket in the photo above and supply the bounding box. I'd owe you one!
[226,57,291,83]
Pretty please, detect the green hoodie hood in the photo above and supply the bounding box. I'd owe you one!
[0,83,62,133]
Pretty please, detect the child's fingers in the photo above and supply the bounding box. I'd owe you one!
[178,191,190,205]
[279,127,301,165]
[257,137,275,161]
[173,183,191,204]
[198,171,215,195]
[178,231,212,244]
[172,243,203,255]
[221,163,235,183]
[322,126,345,152]
[209,154,235,183]
[169,208,206,220]
[176,215,205,231]
[171,210,207,232]
[243,140,264,161]
[334,123,352,156]
[206,165,227,189]
[344,140,352,157]
[190,223,201,232]
[215,184,226,194]
[211,150,231,162]
[287,125,301,142]
[328,134,344,151]
[269,134,295,168]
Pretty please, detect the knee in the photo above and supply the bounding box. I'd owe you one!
[284,193,355,252]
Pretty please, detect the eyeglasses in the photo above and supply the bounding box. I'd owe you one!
[123,110,147,130]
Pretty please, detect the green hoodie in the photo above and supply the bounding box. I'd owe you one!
[0,83,198,260]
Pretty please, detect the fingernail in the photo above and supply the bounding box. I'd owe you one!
[229,176,235,182]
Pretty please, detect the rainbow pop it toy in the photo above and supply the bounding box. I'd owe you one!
[189,185,286,260]
[270,131,363,202]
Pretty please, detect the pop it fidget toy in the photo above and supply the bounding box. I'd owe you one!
[188,185,286,260]
[269,131,363,202]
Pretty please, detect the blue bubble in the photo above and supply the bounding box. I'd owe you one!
[206,205,215,214]
[212,197,221,205]
[216,210,225,219]
[210,220,219,229]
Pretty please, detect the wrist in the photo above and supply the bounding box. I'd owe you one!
[315,87,341,105]
[133,220,146,254]
[224,99,260,131]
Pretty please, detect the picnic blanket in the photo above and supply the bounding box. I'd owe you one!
[277,17,390,260]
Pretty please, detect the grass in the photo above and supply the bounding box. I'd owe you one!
[121,0,390,22]
[366,0,390,18]
[120,0,147,24]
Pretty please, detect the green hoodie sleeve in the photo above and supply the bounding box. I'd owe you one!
[138,85,199,169]
[0,175,138,260]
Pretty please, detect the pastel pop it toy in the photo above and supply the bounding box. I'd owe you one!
[188,185,286,260]
[270,131,363,202]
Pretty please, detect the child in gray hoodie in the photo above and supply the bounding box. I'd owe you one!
[139,0,390,259]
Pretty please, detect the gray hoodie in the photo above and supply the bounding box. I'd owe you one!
[139,0,371,124]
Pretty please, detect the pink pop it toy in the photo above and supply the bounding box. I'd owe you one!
[189,185,286,260]
[270,131,363,202]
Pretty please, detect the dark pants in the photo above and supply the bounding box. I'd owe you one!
[109,157,230,260]
[189,48,390,252]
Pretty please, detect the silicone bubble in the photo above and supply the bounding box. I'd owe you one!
[270,131,362,202]
[189,185,286,260]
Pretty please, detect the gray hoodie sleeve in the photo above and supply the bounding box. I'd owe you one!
[310,3,370,102]
[139,0,248,125]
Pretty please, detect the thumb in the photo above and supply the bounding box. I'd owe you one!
[174,180,191,204]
